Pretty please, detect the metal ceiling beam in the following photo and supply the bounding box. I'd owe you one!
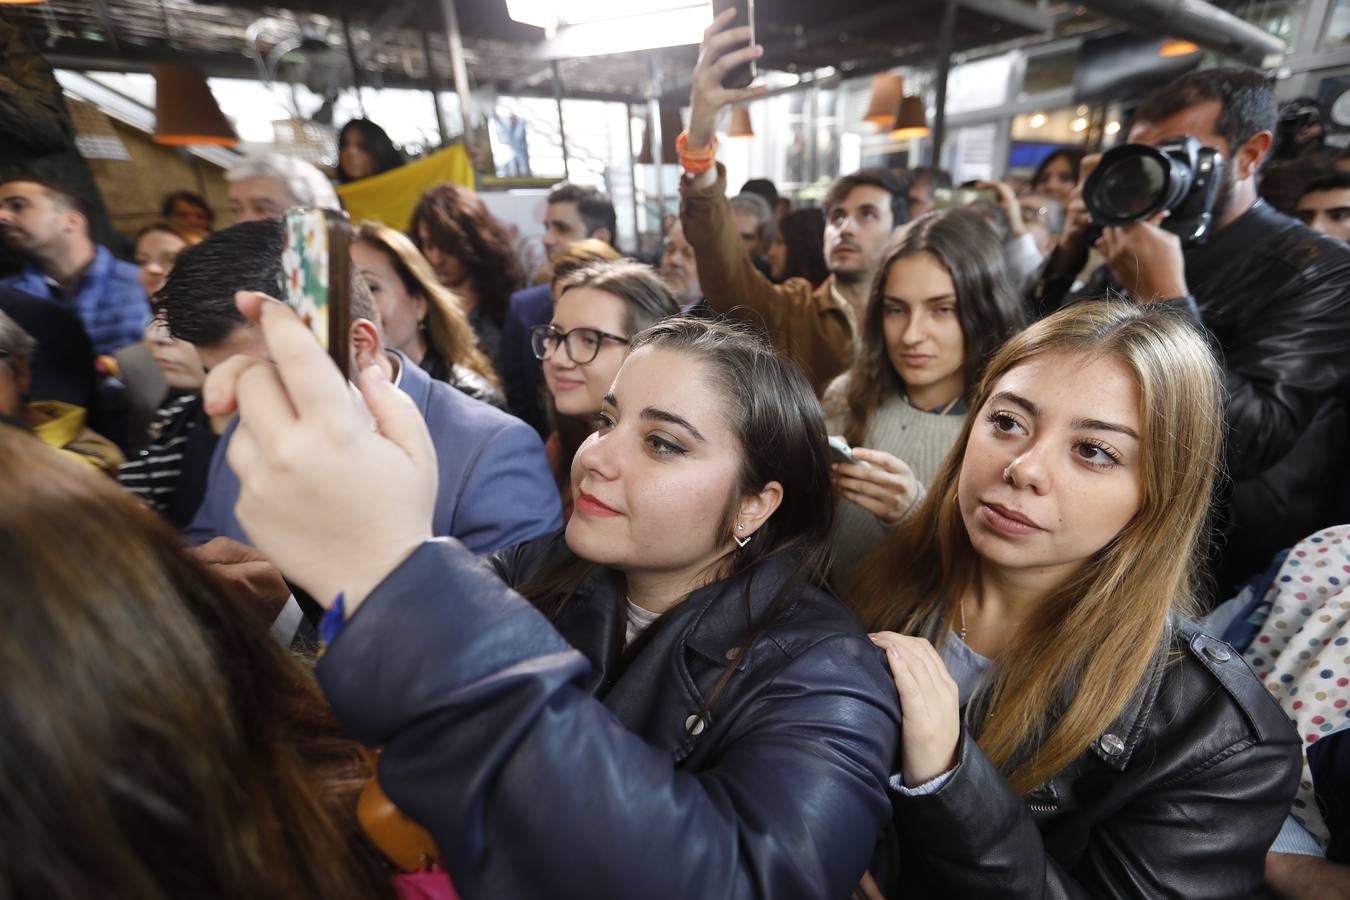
[42,39,645,103]
[958,0,1053,32]
[1076,0,1285,67]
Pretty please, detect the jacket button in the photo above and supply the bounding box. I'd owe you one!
[684,714,706,736]
[1203,642,1232,663]
[1098,733,1125,756]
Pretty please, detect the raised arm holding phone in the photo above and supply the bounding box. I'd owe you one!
[678,10,907,395]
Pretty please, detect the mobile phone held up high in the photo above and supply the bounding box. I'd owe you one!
[711,0,756,89]
[280,207,354,380]
[932,187,999,211]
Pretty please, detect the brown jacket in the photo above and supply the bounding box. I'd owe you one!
[679,165,854,395]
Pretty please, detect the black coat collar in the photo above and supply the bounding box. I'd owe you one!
[547,554,806,761]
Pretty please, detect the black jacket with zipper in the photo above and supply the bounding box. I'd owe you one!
[318,532,901,899]
[876,619,1301,898]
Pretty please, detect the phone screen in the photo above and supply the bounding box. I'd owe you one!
[280,208,353,379]
[932,187,999,211]
[710,0,756,89]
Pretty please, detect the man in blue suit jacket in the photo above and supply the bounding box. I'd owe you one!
[160,221,561,625]
[186,347,559,551]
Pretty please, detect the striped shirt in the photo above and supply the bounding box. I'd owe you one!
[117,393,217,528]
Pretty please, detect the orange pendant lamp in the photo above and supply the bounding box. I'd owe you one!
[863,72,904,127]
[889,95,930,141]
[153,63,239,147]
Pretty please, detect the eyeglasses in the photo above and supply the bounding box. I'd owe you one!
[530,324,629,364]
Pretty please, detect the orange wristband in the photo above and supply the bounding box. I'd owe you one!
[676,131,718,173]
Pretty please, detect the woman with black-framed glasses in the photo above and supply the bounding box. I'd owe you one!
[536,259,680,517]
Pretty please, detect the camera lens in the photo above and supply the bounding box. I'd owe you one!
[1093,155,1167,220]
[1083,144,1192,226]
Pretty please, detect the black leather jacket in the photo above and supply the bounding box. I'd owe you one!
[1033,201,1350,593]
[876,620,1301,898]
[317,534,901,899]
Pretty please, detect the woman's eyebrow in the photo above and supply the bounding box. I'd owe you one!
[1072,417,1139,440]
[641,407,706,443]
[990,390,1037,416]
[603,393,707,443]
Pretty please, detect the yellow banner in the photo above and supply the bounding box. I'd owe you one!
[336,143,476,231]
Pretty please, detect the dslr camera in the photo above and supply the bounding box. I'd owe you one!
[1082,135,1224,246]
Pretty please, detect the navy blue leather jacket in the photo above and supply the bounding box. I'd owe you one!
[318,534,900,899]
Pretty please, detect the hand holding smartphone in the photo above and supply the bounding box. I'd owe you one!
[828,435,870,467]
[710,0,756,89]
[279,207,354,380]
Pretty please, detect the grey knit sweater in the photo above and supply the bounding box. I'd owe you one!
[823,373,966,583]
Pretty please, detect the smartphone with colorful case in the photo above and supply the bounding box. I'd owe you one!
[279,207,353,379]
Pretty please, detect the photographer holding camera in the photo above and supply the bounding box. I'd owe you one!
[1032,68,1350,598]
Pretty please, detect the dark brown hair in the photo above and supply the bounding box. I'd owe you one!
[159,190,215,227]
[824,167,909,228]
[840,207,1025,447]
[410,184,523,327]
[0,429,395,900]
[1134,67,1277,154]
[546,183,617,242]
[1031,149,1085,193]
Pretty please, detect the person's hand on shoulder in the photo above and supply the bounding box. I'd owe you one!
[869,632,961,788]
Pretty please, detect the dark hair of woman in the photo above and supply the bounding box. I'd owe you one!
[159,190,215,227]
[336,119,406,184]
[1030,148,1085,193]
[841,208,1026,448]
[0,429,395,900]
[776,207,830,286]
[520,316,837,714]
[410,184,523,329]
[546,259,682,492]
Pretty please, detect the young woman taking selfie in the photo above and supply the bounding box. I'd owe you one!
[850,300,1301,898]
[208,298,902,900]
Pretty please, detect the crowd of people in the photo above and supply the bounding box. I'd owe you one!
[2,10,1349,897]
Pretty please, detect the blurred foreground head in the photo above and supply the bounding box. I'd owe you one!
[0,428,393,900]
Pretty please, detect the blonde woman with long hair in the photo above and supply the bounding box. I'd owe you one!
[350,221,503,408]
[852,301,1301,898]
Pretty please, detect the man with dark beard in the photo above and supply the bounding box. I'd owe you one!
[1031,68,1350,599]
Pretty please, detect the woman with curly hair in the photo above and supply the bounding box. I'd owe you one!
[410,184,524,361]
